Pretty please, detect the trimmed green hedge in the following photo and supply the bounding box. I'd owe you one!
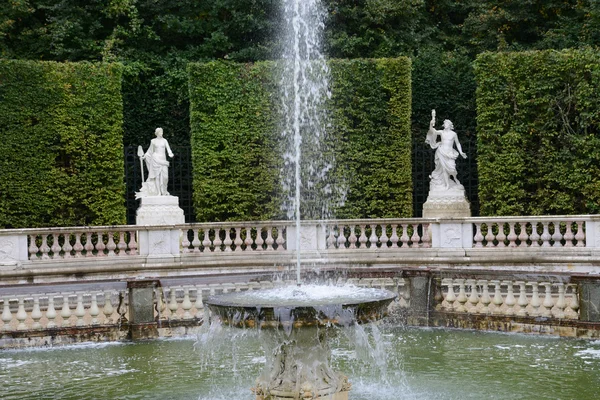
[475,49,600,216]
[188,58,412,221]
[0,60,126,228]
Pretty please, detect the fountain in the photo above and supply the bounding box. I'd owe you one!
[206,0,396,399]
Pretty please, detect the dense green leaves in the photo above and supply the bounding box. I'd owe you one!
[475,49,600,216]
[189,58,412,222]
[0,60,126,228]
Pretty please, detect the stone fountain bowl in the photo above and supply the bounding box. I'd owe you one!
[206,285,397,329]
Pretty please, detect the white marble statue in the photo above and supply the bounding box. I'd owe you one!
[425,110,467,191]
[136,128,174,199]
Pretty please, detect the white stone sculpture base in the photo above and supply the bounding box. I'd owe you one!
[136,196,185,225]
[423,188,471,218]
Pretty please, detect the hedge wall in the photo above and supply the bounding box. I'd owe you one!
[475,49,600,216]
[188,58,412,221]
[0,60,126,228]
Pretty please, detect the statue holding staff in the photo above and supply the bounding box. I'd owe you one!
[136,127,174,199]
[425,109,467,191]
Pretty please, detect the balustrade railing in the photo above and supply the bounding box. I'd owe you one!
[325,220,431,249]
[438,278,580,319]
[0,288,127,332]
[471,217,586,248]
[180,222,287,253]
[27,226,138,260]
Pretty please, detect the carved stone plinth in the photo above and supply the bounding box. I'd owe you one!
[422,188,471,219]
[136,196,184,225]
[253,328,351,400]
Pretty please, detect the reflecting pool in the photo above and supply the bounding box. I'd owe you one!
[1,326,599,399]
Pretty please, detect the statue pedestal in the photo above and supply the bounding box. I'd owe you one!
[136,196,185,225]
[136,196,185,259]
[422,188,471,218]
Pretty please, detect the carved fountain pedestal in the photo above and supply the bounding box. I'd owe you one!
[422,187,471,219]
[206,286,396,400]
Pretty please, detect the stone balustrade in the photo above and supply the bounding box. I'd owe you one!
[438,278,580,319]
[0,287,127,332]
[25,226,139,260]
[324,220,431,249]
[471,217,587,248]
[181,222,287,253]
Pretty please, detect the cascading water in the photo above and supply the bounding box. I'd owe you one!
[279,0,336,285]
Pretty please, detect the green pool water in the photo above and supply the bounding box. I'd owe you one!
[1,325,599,399]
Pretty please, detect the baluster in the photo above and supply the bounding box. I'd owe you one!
[516,282,528,317]
[127,231,138,255]
[540,223,551,247]
[467,280,479,313]
[84,233,95,256]
[337,225,348,249]
[563,223,574,248]
[541,283,554,317]
[40,234,51,260]
[89,293,100,325]
[181,229,191,253]
[51,233,62,258]
[484,223,495,247]
[473,223,484,247]
[518,222,529,247]
[421,224,431,247]
[191,229,202,253]
[195,287,204,318]
[400,224,410,248]
[444,279,456,311]
[551,221,563,247]
[106,232,117,256]
[456,279,468,312]
[528,282,541,316]
[479,280,491,314]
[554,283,566,319]
[31,295,42,329]
[380,225,389,248]
[73,233,84,257]
[575,221,585,247]
[182,287,193,319]
[103,291,114,323]
[46,295,57,328]
[244,227,254,251]
[507,223,518,247]
[275,227,286,251]
[530,222,541,247]
[168,287,179,319]
[95,232,106,256]
[568,284,579,316]
[62,234,73,258]
[503,281,516,316]
[75,293,86,326]
[255,228,265,251]
[358,225,368,248]
[265,228,275,251]
[28,235,40,260]
[213,228,223,252]
[345,225,356,249]
[2,297,12,331]
[369,225,378,248]
[16,297,28,330]
[326,226,337,249]
[202,229,213,252]
[389,225,399,248]
[223,227,233,252]
[61,294,72,327]
[117,231,128,256]
[491,280,504,315]
[234,227,244,251]
[410,225,420,247]
[496,224,507,248]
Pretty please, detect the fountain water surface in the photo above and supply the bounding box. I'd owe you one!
[205,1,395,399]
